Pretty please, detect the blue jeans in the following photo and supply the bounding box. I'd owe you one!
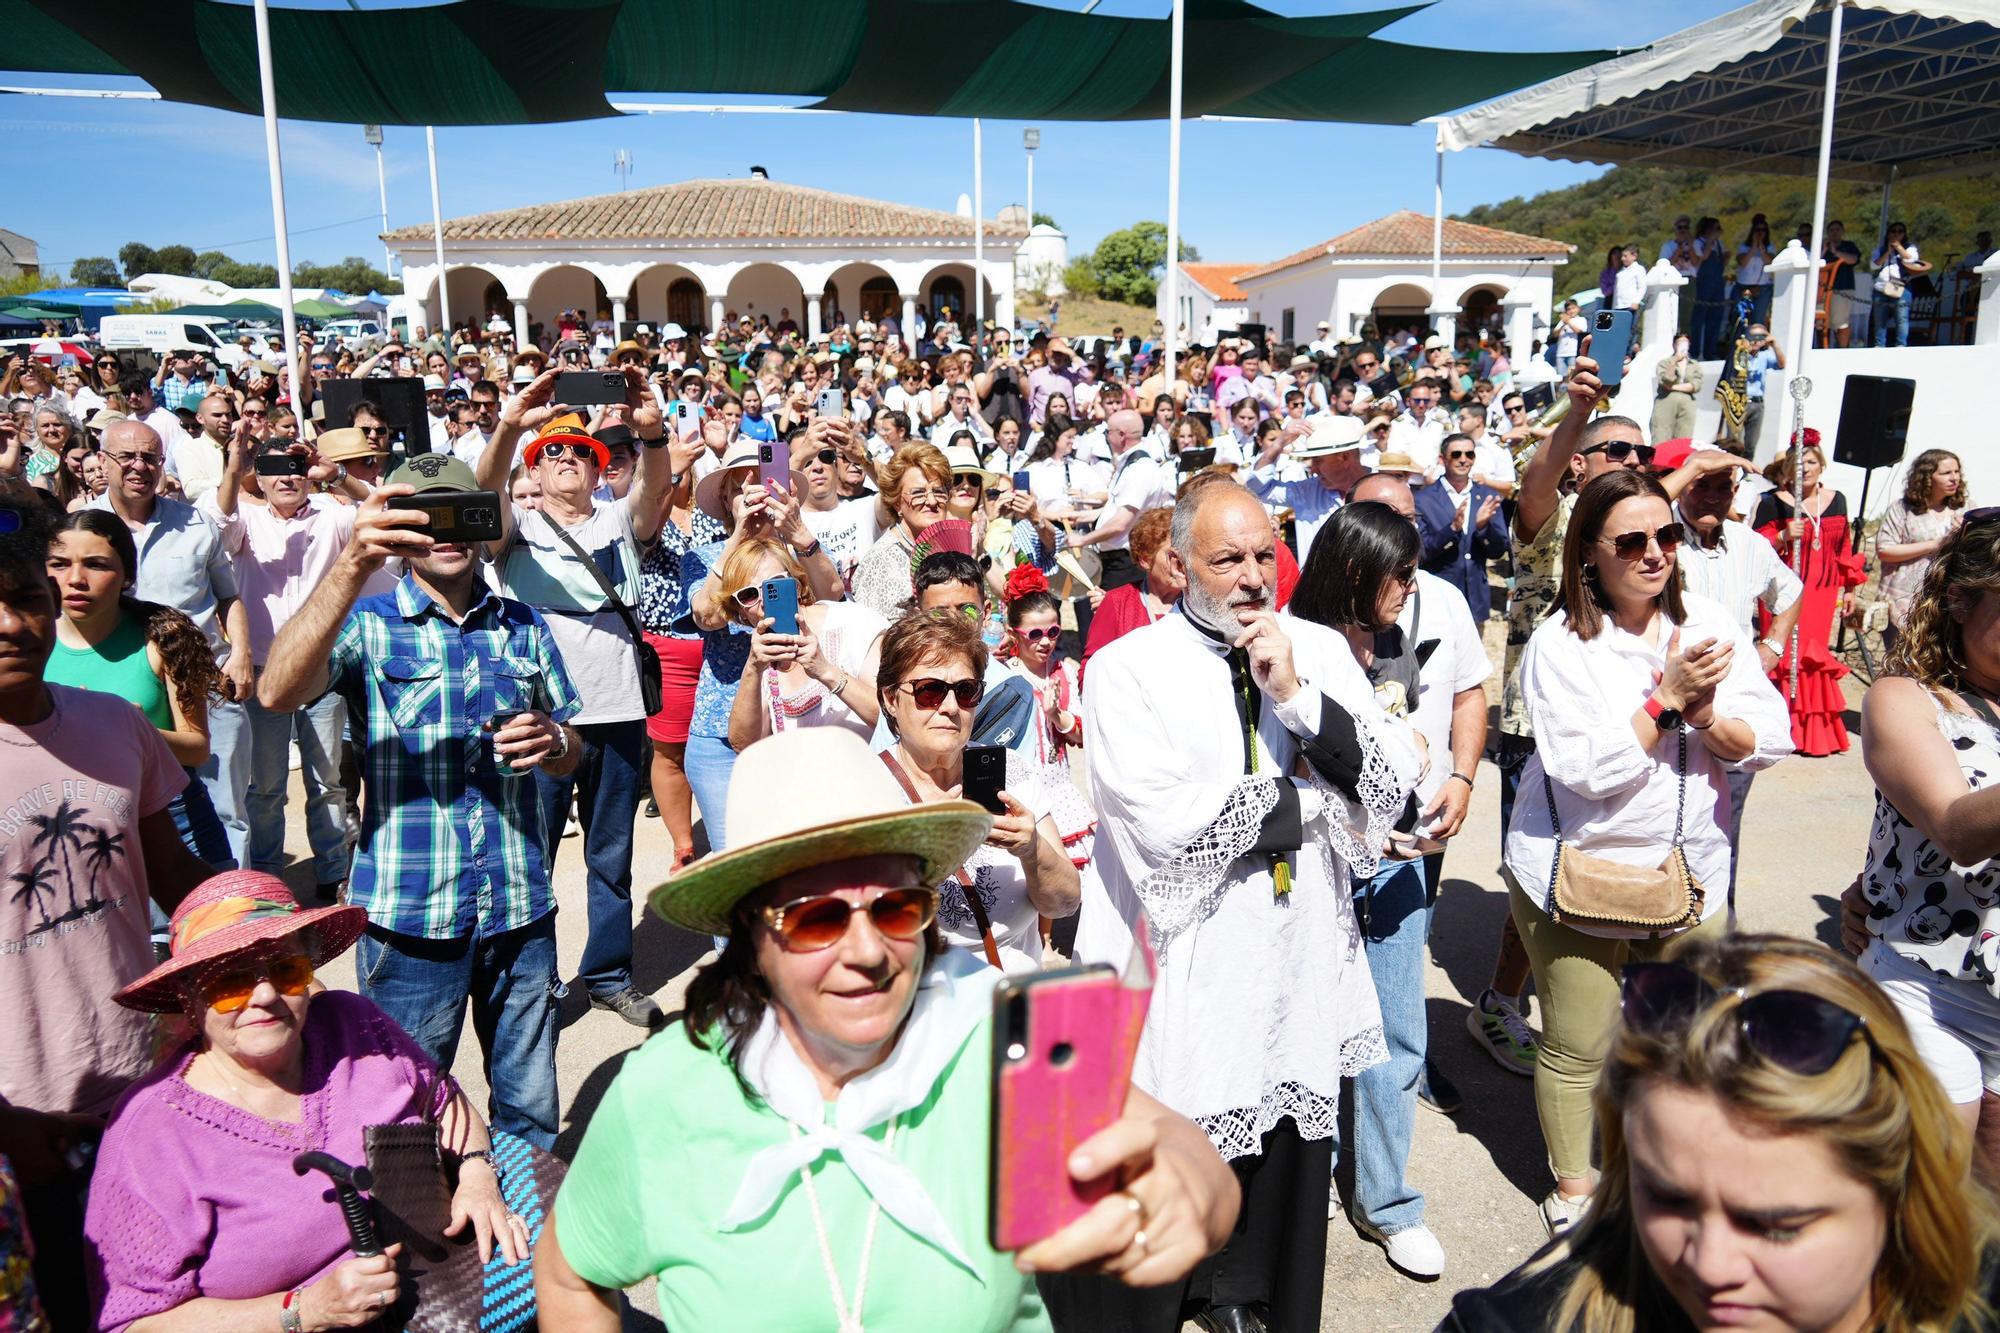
[169,766,235,870]
[1349,857,1431,1234]
[535,720,645,997]
[1496,734,1536,838]
[1725,767,1754,908]
[245,688,351,884]
[354,915,561,1150]
[1872,289,1912,347]
[199,696,251,868]
[683,733,738,852]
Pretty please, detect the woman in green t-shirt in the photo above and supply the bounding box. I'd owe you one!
[535,726,1239,1332]
[45,509,231,867]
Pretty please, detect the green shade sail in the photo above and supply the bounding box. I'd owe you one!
[2,0,1614,127]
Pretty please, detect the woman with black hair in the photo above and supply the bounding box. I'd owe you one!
[1290,500,1448,1276]
[999,566,1094,872]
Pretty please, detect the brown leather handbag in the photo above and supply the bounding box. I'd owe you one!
[1543,727,1705,934]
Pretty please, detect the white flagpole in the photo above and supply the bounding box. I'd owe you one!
[427,126,451,341]
[974,117,986,333]
[250,0,299,413]
[1163,0,1185,391]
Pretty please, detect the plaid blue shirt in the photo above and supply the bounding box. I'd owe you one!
[329,576,581,940]
[158,373,208,412]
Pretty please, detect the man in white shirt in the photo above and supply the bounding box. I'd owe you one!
[423,374,454,452]
[1308,320,1340,359]
[1388,382,1450,479]
[120,375,193,461]
[792,417,880,592]
[1066,409,1169,589]
[1247,414,1367,561]
[1456,403,1517,498]
[1673,446,1802,895]
[167,391,240,500]
[1613,244,1649,325]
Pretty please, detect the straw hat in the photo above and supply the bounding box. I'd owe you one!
[650,730,992,935]
[115,870,366,1014]
[422,374,448,392]
[612,339,646,360]
[84,408,128,432]
[316,427,385,463]
[1288,415,1365,458]
[939,442,999,486]
[513,345,548,368]
[694,437,806,522]
[1373,450,1425,476]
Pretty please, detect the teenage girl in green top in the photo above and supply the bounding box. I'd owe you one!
[45,509,231,867]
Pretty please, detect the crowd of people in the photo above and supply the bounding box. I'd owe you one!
[2,298,1998,1333]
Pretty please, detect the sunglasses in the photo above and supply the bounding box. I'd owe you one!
[952,473,984,488]
[1600,523,1683,560]
[896,676,984,710]
[538,441,598,463]
[728,584,763,608]
[900,487,949,505]
[199,952,315,1014]
[1016,626,1059,644]
[1445,449,1477,460]
[1581,441,1657,466]
[760,886,938,953]
[814,447,840,465]
[1621,961,1872,1076]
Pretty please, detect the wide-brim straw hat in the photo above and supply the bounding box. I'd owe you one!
[939,442,1000,485]
[1373,450,1425,475]
[1288,414,1365,458]
[694,437,806,522]
[115,870,366,1014]
[650,730,992,935]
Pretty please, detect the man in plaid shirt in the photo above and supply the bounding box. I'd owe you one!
[261,454,580,1148]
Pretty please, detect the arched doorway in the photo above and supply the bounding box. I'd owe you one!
[823,263,898,327]
[1370,282,1432,337]
[434,265,509,336]
[859,277,898,320]
[528,265,609,340]
[628,264,706,334]
[724,263,806,331]
[919,264,996,330]
[668,278,704,333]
[1459,285,1505,336]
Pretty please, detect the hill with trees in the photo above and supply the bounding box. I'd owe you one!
[1457,163,2000,299]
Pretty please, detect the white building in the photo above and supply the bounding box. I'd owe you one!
[1161,264,1254,344]
[1232,210,1572,363]
[383,171,1025,350]
[1014,220,1070,299]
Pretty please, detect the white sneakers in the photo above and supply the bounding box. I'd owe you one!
[1541,1188,1592,1238]
[1357,1220,1446,1280]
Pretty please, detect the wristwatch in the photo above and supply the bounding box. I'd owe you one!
[1759,637,1785,657]
[1643,694,1684,732]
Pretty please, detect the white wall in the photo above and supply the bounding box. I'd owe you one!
[1236,258,1560,347]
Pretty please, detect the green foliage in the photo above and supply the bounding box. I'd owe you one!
[1032,211,1059,229]
[1457,164,2000,301]
[111,244,400,295]
[292,256,398,295]
[1062,257,1102,300]
[152,245,197,277]
[117,243,155,281]
[68,257,120,288]
[1085,222,1198,307]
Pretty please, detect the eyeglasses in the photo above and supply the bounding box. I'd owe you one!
[728,584,763,608]
[1599,524,1683,560]
[107,451,163,470]
[537,442,598,463]
[1446,449,1477,460]
[1580,440,1657,466]
[198,952,315,1014]
[760,887,938,953]
[1621,961,1872,1077]
[1395,565,1418,587]
[1505,404,1527,415]
[811,447,840,466]
[896,676,984,710]
[900,486,949,505]
[358,425,391,437]
[1016,626,1059,644]
[952,473,984,489]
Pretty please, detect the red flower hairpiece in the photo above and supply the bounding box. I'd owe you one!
[1004,564,1051,604]
[1801,427,1822,448]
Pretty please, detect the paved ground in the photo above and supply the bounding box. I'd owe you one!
[294,676,1871,1331]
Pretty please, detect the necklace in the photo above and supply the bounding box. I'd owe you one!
[0,688,59,746]
[195,1049,302,1123]
[795,1117,899,1333]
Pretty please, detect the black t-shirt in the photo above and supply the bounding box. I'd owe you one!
[1825,240,1863,290]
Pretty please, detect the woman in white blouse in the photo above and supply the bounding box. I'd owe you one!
[1504,468,1791,1239]
[724,537,887,751]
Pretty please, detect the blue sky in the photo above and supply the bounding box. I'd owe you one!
[4,0,1747,282]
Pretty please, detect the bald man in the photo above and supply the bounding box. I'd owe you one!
[91,419,254,865]
[1067,408,1170,590]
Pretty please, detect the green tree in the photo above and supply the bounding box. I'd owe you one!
[69,257,120,287]
[118,242,157,280]
[213,260,279,288]
[1088,222,1199,306]
[293,256,397,295]
[151,245,198,277]
[1032,211,1059,229]
[1061,257,1101,300]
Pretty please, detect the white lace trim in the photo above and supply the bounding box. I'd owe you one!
[1319,705,1412,884]
[1191,1033,1385,1160]
[1133,777,1280,949]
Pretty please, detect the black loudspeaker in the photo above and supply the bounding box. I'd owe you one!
[1832,374,1915,470]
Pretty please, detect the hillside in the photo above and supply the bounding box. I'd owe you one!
[1458,164,2000,299]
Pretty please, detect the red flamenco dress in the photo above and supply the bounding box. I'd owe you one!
[1754,488,1866,755]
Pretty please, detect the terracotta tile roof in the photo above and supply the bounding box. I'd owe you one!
[382,177,1028,245]
[1236,210,1574,284]
[1179,263,1255,301]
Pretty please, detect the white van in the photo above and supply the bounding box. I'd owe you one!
[319,317,384,350]
[97,315,250,370]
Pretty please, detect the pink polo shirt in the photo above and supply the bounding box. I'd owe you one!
[209,495,356,664]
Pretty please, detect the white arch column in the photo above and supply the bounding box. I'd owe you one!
[807,295,823,342]
[710,294,725,334]
[901,293,919,354]
[611,296,627,327]
[1501,291,1537,370]
[513,297,529,348]
[1426,304,1459,348]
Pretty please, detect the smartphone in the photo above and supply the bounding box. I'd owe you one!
[814,387,846,420]
[989,964,1141,1251]
[1367,371,1401,401]
[1012,468,1031,492]
[1592,308,1636,388]
[1176,446,1217,472]
[760,576,799,636]
[555,370,628,406]
[1521,382,1554,414]
[962,743,1007,815]
[253,453,309,477]
[756,439,790,498]
[410,489,505,543]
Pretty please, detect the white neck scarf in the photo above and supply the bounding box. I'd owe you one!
[718,947,996,1279]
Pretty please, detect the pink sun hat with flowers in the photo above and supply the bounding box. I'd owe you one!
[114,870,368,1014]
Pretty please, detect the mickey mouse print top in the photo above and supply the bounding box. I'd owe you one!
[1860,693,2000,996]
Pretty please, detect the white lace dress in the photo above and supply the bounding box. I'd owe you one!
[1001,656,1097,870]
[1076,610,1420,1159]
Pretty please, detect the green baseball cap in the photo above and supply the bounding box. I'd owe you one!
[384,452,478,494]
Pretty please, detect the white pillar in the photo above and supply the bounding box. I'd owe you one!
[374,139,393,281]
[973,118,986,330]
[1642,260,1687,354]
[611,295,627,329]
[709,294,724,337]
[250,0,299,413]
[1501,293,1537,373]
[1426,305,1459,349]
[1163,0,1186,390]
[1430,123,1445,323]
[902,294,919,356]
[1976,252,2000,346]
[513,298,529,350]
[426,127,450,338]
[807,295,823,343]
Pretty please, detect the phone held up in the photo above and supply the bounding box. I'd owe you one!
[1592,308,1636,389]
[814,386,847,421]
[554,370,628,407]
[759,575,800,636]
[990,923,1156,1252]
[412,489,506,544]
[961,743,1007,815]
[756,439,791,499]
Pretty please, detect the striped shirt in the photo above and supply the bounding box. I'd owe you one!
[1672,507,1803,638]
[329,576,581,940]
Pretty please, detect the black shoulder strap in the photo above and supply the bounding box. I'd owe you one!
[545,516,644,645]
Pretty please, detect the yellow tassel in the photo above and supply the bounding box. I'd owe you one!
[1274,856,1292,897]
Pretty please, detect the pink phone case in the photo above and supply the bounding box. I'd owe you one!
[989,924,1155,1251]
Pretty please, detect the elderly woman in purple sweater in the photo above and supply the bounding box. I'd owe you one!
[83,872,525,1332]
